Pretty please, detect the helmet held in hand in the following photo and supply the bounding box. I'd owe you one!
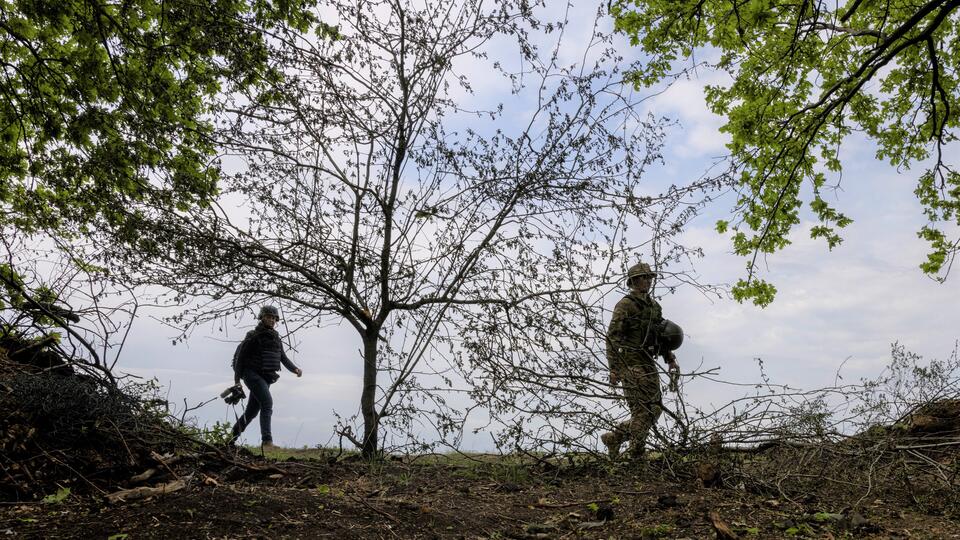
[657,319,684,351]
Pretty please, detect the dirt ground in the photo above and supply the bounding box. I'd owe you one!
[3,450,959,540]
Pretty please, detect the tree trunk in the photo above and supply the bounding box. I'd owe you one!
[360,331,380,459]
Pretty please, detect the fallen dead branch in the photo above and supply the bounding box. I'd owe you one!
[128,452,197,484]
[708,510,738,540]
[105,478,189,504]
[347,493,402,525]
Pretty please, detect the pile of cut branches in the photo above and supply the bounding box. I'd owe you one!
[678,401,960,516]
[0,340,251,503]
[644,343,960,515]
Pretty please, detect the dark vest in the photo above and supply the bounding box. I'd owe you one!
[238,324,284,373]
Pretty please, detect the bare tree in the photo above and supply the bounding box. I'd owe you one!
[114,0,714,458]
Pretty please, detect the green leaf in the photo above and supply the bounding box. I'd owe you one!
[612,0,960,300]
[42,487,71,504]
[732,278,777,308]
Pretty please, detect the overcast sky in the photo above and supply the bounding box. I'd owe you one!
[117,2,959,450]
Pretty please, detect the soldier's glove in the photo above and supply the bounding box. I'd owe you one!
[667,360,680,393]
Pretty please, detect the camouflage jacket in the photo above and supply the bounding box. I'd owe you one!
[606,292,663,374]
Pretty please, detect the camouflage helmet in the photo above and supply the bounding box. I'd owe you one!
[626,262,656,281]
[258,305,280,319]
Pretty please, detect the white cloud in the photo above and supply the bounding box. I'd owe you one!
[644,72,732,158]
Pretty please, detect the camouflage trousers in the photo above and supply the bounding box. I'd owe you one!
[607,362,662,456]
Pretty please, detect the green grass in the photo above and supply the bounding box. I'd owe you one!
[244,444,577,486]
[246,444,560,467]
[243,444,353,461]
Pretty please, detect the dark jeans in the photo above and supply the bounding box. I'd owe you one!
[231,370,274,443]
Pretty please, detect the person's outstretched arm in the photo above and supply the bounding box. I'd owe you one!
[280,348,302,377]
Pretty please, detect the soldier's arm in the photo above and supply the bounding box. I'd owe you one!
[647,310,676,365]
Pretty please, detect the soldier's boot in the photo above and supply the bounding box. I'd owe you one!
[600,432,621,459]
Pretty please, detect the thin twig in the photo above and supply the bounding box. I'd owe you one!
[347,493,402,526]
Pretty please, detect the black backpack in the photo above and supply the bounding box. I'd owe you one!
[231,330,255,372]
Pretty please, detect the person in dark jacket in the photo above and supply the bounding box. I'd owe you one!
[229,305,302,450]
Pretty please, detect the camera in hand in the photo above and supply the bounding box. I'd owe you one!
[220,384,246,405]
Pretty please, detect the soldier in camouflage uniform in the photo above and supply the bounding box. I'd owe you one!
[601,262,679,458]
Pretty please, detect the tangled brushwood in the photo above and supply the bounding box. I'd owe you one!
[694,402,960,516]
[655,345,960,517]
[0,339,253,503]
